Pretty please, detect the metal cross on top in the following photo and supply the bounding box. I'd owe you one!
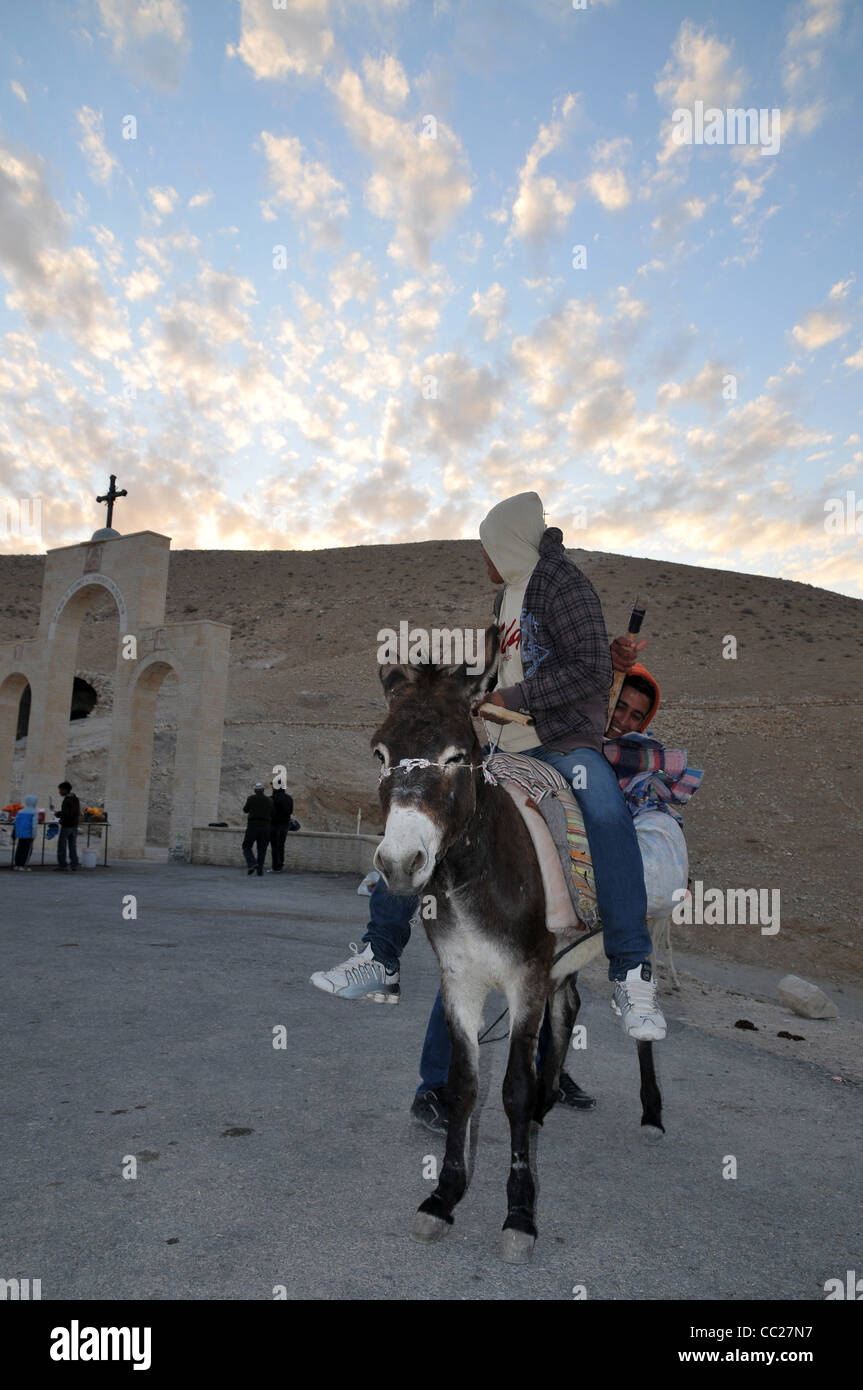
[96,474,128,528]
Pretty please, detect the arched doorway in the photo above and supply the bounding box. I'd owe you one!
[122,657,184,857]
[0,672,31,807]
[22,578,124,816]
[57,585,120,824]
[146,665,180,850]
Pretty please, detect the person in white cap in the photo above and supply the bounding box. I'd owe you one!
[311,493,665,1048]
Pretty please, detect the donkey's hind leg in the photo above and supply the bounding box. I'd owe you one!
[500,970,546,1263]
[535,973,580,1123]
[412,975,483,1244]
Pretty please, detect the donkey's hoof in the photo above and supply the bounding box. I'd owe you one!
[641,1124,665,1144]
[501,1228,536,1264]
[412,1211,450,1243]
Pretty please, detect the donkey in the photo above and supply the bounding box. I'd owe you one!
[372,625,663,1263]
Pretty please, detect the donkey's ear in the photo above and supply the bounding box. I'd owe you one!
[459,623,500,701]
[379,663,420,705]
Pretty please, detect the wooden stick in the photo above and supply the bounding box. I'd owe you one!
[606,595,648,733]
[475,703,535,726]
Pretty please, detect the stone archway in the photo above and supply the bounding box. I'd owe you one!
[119,656,182,855]
[0,670,32,805]
[23,577,123,810]
[0,529,230,859]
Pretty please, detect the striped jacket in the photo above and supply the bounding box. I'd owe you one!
[494,527,612,753]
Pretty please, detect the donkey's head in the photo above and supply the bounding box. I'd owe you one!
[371,625,500,894]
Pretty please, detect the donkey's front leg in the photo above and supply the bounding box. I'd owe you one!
[412,976,482,1244]
[500,975,546,1264]
[637,1039,665,1142]
[535,972,580,1122]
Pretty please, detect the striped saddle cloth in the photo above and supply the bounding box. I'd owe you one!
[487,751,601,933]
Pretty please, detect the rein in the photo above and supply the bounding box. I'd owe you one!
[477,930,602,1046]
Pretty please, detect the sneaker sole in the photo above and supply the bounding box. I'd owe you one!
[361,989,400,1005]
[309,974,400,1004]
[557,1091,597,1111]
[621,1018,666,1040]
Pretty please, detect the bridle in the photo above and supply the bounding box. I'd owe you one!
[377,757,497,785]
[378,754,497,836]
[375,710,505,789]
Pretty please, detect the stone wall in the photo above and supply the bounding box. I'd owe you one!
[191,826,380,874]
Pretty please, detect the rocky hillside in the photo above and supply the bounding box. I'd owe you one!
[2,541,861,983]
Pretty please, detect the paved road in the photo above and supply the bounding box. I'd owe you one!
[1,864,859,1301]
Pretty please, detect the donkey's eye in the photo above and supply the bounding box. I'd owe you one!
[445,752,466,765]
[374,749,385,763]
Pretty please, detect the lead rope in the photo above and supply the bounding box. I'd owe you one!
[477,930,602,1045]
[476,710,517,1044]
[479,710,505,762]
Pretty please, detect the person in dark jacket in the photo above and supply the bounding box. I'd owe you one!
[268,783,294,873]
[242,782,272,876]
[56,781,80,872]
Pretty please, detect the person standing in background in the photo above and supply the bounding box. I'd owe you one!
[13,794,40,871]
[56,781,80,873]
[268,782,294,873]
[242,781,272,876]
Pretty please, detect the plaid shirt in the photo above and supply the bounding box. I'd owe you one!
[495,527,612,752]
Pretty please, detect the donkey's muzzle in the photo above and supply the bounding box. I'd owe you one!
[373,844,431,895]
[373,805,441,894]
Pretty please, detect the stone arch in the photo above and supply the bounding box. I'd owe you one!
[0,671,32,805]
[23,579,125,823]
[48,574,128,642]
[133,651,186,691]
[118,655,185,854]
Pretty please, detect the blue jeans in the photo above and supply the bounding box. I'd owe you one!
[417,987,557,1095]
[525,744,651,979]
[57,826,78,868]
[362,876,417,971]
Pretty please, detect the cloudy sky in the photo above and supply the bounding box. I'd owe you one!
[1,0,861,595]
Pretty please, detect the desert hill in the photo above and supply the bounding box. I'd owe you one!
[1,540,861,984]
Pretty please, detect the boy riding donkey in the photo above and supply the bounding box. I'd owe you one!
[312,492,666,1060]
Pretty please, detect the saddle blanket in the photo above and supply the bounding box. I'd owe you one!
[488,751,688,935]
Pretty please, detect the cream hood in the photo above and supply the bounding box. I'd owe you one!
[479,492,546,584]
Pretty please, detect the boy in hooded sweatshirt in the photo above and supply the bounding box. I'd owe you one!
[13,794,40,870]
[312,493,667,1044]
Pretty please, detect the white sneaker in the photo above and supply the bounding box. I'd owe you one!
[310,942,400,1004]
[611,964,666,1040]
